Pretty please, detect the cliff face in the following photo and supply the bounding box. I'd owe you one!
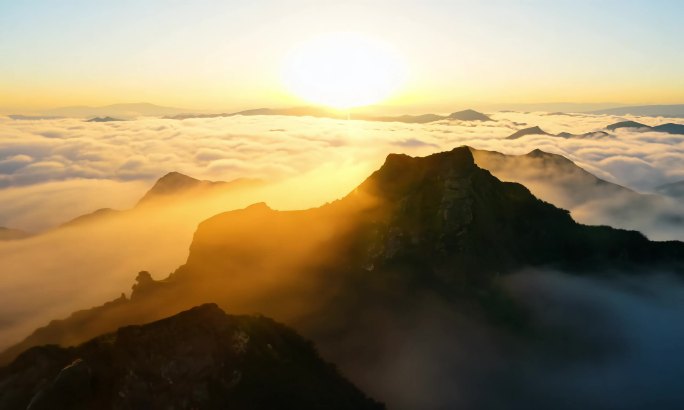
[0,304,383,410]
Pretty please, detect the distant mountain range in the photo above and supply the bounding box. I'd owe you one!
[0,304,382,409]
[590,104,684,118]
[8,103,494,124]
[6,102,684,122]
[9,103,198,120]
[506,120,684,139]
[168,107,492,123]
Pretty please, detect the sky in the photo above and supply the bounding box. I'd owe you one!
[1,0,684,111]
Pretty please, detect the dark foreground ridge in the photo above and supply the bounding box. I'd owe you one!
[0,304,383,410]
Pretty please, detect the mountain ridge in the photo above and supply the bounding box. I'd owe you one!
[0,304,383,409]
[590,104,684,118]
[168,107,492,124]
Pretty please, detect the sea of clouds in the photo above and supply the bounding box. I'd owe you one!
[1,111,683,231]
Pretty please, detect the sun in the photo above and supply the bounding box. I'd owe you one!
[283,33,407,109]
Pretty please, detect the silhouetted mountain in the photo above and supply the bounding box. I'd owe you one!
[506,126,551,139]
[656,180,684,199]
[5,146,683,369]
[447,109,491,121]
[590,104,684,118]
[0,227,31,241]
[0,304,382,410]
[85,116,122,122]
[606,120,649,130]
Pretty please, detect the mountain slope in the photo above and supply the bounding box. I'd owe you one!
[0,304,382,410]
[0,227,31,241]
[60,208,122,228]
[656,180,684,199]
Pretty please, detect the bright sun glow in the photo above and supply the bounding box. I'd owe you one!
[283,33,407,109]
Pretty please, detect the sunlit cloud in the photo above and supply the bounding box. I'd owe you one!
[1,113,683,232]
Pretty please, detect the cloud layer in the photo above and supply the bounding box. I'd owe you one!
[0,111,683,352]
[2,112,683,232]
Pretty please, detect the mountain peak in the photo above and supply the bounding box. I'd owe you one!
[137,172,205,205]
[527,148,547,156]
[447,109,491,121]
[506,126,550,139]
[606,120,648,130]
[383,146,475,168]
[245,202,271,211]
[361,146,477,201]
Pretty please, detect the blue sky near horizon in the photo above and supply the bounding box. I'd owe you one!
[1,0,683,111]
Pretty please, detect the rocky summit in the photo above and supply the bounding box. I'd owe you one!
[0,304,383,410]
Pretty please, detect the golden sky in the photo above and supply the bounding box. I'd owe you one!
[1,1,683,111]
